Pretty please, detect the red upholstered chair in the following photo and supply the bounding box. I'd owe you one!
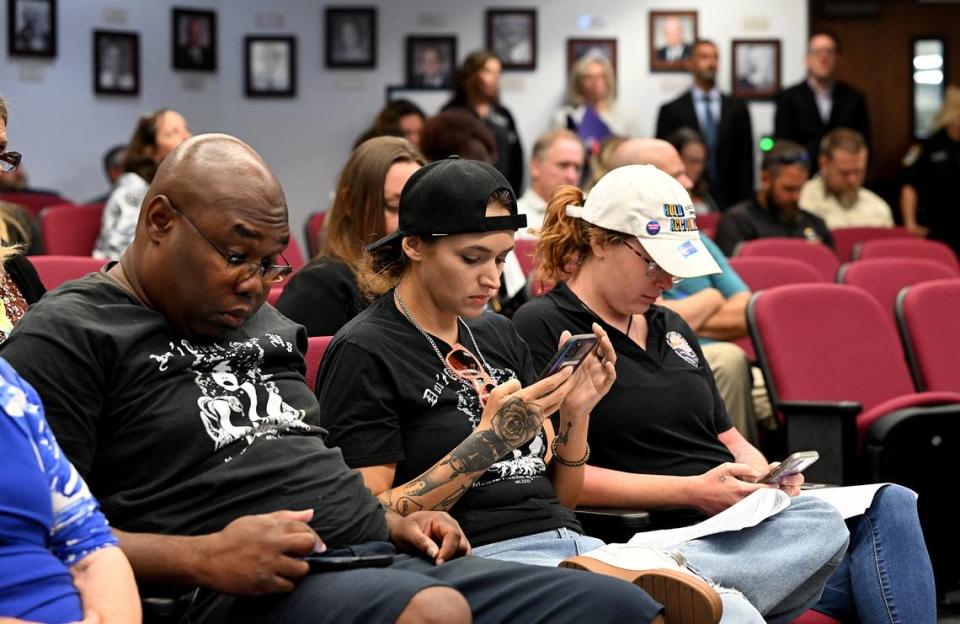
[854,238,960,273]
[303,211,327,257]
[40,203,103,256]
[304,336,333,393]
[734,238,840,282]
[896,278,960,393]
[266,284,285,307]
[0,192,66,218]
[831,226,912,263]
[695,213,721,240]
[28,255,105,290]
[282,236,307,272]
[728,256,826,292]
[837,258,955,323]
[513,237,537,276]
[791,612,842,624]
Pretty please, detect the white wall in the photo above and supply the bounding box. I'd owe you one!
[0,0,807,248]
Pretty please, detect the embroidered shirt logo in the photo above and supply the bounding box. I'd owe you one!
[666,331,699,367]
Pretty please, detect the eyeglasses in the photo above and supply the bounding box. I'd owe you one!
[0,151,22,173]
[624,241,683,284]
[163,196,293,283]
[446,344,496,406]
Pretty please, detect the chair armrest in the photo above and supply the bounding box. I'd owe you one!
[778,400,861,485]
[575,508,651,544]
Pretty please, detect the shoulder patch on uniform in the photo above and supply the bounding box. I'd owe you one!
[666,330,699,367]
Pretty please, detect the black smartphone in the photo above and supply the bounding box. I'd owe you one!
[538,333,599,381]
[757,451,820,484]
[303,543,395,572]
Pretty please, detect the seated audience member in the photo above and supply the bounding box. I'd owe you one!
[277,137,425,336]
[513,164,936,624]
[0,134,670,624]
[517,129,584,236]
[86,143,127,204]
[554,54,633,161]
[0,200,43,256]
[714,141,834,256]
[800,128,893,229]
[92,108,192,260]
[0,359,140,623]
[420,110,497,164]
[666,127,721,214]
[443,50,524,193]
[585,134,628,192]
[606,137,760,441]
[901,84,960,253]
[354,99,426,149]
[316,158,847,624]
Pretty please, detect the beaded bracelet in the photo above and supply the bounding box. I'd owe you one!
[551,437,590,467]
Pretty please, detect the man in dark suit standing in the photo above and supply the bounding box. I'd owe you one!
[774,31,870,171]
[656,39,755,210]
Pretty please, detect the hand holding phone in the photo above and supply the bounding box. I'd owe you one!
[303,542,395,572]
[537,333,599,381]
[757,451,819,484]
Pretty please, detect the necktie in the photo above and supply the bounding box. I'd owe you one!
[701,93,718,185]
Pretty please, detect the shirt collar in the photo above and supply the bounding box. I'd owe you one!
[691,85,720,101]
[548,282,665,325]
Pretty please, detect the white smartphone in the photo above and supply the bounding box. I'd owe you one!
[757,451,819,484]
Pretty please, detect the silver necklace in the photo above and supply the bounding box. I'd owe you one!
[393,288,493,378]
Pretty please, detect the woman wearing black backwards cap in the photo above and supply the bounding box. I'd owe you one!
[315,157,722,624]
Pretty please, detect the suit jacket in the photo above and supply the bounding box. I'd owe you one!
[656,90,755,210]
[655,43,691,62]
[774,80,870,167]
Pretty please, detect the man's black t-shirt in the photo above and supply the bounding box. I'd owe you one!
[0,275,388,546]
[275,256,365,337]
[513,283,735,484]
[316,292,580,547]
[714,196,835,257]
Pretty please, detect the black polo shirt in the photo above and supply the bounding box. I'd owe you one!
[714,196,834,256]
[513,283,735,482]
[903,128,960,253]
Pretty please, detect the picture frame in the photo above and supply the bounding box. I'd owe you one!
[566,38,617,78]
[8,0,56,58]
[486,8,536,70]
[731,39,781,99]
[172,8,217,72]
[93,30,139,96]
[325,7,376,69]
[649,10,698,72]
[405,36,457,89]
[245,36,297,98]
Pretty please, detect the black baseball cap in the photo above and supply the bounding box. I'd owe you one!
[367,157,527,253]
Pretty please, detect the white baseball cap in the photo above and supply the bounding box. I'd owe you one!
[565,164,721,278]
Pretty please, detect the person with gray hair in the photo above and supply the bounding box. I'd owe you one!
[554,54,634,158]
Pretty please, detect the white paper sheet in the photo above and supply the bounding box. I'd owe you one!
[800,483,912,519]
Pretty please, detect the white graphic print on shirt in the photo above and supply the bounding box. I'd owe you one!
[149,334,310,454]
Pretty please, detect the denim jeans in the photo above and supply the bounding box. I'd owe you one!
[471,527,605,565]
[814,484,937,624]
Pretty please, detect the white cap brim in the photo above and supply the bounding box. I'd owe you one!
[640,236,721,279]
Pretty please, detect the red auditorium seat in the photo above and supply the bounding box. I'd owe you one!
[304,336,333,393]
[266,284,285,307]
[513,237,537,276]
[837,258,955,322]
[734,238,840,282]
[728,256,826,292]
[28,255,105,290]
[896,278,960,393]
[854,238,960,273]
[695,212,721,240]
[830,226,912,263]
[303,211,327,257]
[40,203,104,256]
[0,192,66,218]
[283,236,306,272]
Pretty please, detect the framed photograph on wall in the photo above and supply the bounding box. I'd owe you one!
[172,8,216,71]
[8,0,56,58]
[486,8,536,70]
[245,36,296,97]
[732,39,781,99]
[94,30,139,96]
[649,10,697,72]
[567,38,617,77]
[325,7,376,68]
[405,36,456,89]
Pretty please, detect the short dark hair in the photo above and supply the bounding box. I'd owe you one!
[762,140,811,176]
[665,126,705,154]
[692,38,717,53]
[102,144,126,173]
[819,128,866,159]
[809,30,841,54]
[420,110,496,163]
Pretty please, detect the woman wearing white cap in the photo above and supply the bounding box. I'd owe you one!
[315,157,726,624]
[514,164,936,623]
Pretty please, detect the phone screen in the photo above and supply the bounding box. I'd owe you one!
[758,451,819,484]
[538,334,599,380]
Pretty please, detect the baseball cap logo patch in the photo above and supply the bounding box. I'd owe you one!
[669,218,698,233]
[662,203,686,218]
[646,221,661,235]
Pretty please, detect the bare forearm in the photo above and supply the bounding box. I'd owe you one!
[659,289,724,332]
[115,528,211,587]
[698,292,750,340]
[71,546,142,623]
[722,434,768,472]
[549,410,590,507]
[900,185,919,227]
[579,464,697,508]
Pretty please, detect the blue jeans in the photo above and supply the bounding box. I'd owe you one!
[814,484,937,624]
[471,527,605,565]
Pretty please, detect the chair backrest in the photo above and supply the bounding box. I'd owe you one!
[748,283,917,415]
[305,336,333,393]
[266,284,285,307]
[837,258,956,321]
[513,237,537,276]
[727,256,826,292]
[40,203,104,256]
[831,226,912,263]
[303,211,327,257]
[28,255,106,290]
[283,236,307,272]
[0,192,66,218]
[734,238,840,281]
[695,213,721,239]
[896,278,960,392]
[854,238,960,273]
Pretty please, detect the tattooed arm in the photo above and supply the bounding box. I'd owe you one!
[359,371,574,516]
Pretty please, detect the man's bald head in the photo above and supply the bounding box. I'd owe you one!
[607,138,693,191]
